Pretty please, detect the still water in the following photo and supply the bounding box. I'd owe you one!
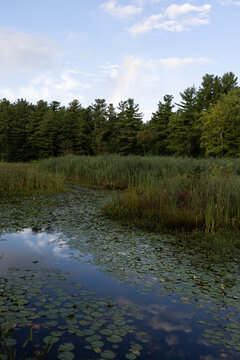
[0,187,239,359]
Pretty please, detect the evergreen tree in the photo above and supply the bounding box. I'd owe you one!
[27,100,48,159]
[197,74,222,111]
[221,72,238,94]
[116,99,143,155]
[0,98,12,161]
[59,99,83,154]
[10,99,33,161]
[148,95,174,155]
[76,106,95,155]
[197,72,238,111]
[104,104,118,153]
[91,99,108,154]
[168,87,199,156]
[38,101,64,158]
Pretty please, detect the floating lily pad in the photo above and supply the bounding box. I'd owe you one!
[5,338,17,347]
[58,343,75,352]
[101,350,116,359]
[43,336,59,344]
[125,353,137,360]
[58,351,75,360]
[107,335,122,343]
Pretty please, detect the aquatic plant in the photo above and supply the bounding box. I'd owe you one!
[36,154,240,233]
[0,266,147,359]
[0,163,64,196]
[104,172,240,233]
[38,154,240,187]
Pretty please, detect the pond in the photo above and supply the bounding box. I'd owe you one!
[0,186,239,359]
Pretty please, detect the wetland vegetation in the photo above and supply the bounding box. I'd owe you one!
[1,155,240,260]
[39,154,240,261]
[0,187,240,359]
[0,162,64,196]
[1,70,240,359]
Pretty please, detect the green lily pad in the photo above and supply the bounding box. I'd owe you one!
[125,354,137,360]
[101,350,116,359]
[5,338,17,347]
[100,329,112,336]
[58,343,75,352]
[107,335,122,343]
[58,351,75,360]
[43,336,59,344]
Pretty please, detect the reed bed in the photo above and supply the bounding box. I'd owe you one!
[38,154,240,188]
[38,155,240,233]
[105,173,240,233]
[0,163,64,196]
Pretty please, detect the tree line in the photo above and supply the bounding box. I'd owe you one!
[0,71,239,161]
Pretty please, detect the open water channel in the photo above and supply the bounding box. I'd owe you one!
[0,186,240,359]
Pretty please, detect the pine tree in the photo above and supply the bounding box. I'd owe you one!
[76,106,95,155]
[27,100,48,159]
[38,101,64,158]
[103,104,118,153]
[0,99,11,161]
[91,99,108,154]
[59,99,83,155]
[10,99,33,161]
[168,87,199,156]
[148,95,174,155]
[116,99,143,155]
[197,72,238,111]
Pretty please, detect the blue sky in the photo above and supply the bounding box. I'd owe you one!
[0,0,239,120]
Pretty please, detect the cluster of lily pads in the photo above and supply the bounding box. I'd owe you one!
[0,186,240,355]
[0,267,148,359]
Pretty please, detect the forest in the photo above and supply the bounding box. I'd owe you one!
[0,71,239,162]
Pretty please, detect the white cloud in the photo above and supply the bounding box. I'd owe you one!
[128,3,211,34]
[109,55,211,99]
[165,4,211,19]
[218,0,240,5]
[98,63,119,79]
[110,55,142,104]
[107,55,213,119]
[100,0,143,19]
[156,57,212,68]
[0,69,90,105]
[0,28,61,71]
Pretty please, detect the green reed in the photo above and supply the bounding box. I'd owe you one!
[37,155,240,232]
[0,163,64,196]
[105,173,240,233]
[38,154,240,186]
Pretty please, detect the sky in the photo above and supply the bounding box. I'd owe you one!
[0,0,239,120]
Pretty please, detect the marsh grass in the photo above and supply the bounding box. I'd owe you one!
[105,173,240,233]
[38,154,240,188]
[0,163,64,196]
[38,155,240,233]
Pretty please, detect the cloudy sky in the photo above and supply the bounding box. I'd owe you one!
[0,0,239,120]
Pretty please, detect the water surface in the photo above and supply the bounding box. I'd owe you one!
[0,187,239,359]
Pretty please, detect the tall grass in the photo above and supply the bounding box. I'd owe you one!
[38,155,240,233]
[0,163,64,196]
[105,173,240,232]
[38,154,240,188]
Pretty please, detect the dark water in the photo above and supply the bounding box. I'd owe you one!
[0,187,239,359]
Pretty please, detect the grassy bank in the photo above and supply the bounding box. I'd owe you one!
[0,162,64,195]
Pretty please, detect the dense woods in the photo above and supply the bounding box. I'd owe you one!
[0,71,239,161]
